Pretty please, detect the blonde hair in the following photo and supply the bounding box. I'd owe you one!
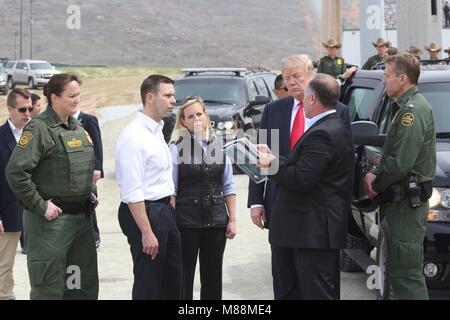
[169,96,212,144]
[281,54,315,76]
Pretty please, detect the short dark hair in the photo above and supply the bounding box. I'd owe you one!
[385,53,421,85]
[140,74,174,105]
[7,88,31,108]
[307,74,340,109]
[274,74,284,90]
[43,73,81,102]
[31,93,41,106]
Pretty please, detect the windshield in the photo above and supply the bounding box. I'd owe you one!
[175,78,246,106]
[0,65,4,73]
[419,83,450,135]
[30,63,53,70]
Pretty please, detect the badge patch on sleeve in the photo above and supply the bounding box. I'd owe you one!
[18,131,33,147]
[337,59,342,65]
[401,113,415,127]
[84,130,93,144]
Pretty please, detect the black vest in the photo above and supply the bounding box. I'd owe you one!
[174,136,228,228]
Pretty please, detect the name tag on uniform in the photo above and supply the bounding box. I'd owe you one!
[60,131,85,153]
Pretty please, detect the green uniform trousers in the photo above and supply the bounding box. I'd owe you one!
[383,201,429,300]
[25,209,99,300]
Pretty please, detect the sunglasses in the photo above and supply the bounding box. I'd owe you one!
[15,107,35,113]
[278,87,288,92]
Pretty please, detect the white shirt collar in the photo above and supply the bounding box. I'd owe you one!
[73,110,81,119]
[7,118,25,142]
[136,111,164,133]
[306,110,336,128]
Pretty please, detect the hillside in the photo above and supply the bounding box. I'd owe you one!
[0,0,321,69]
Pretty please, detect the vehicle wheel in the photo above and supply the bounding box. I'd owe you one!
[340,234,372,272]
[28,77,35,89]
[375,221,390,300]
[7,77,15,89]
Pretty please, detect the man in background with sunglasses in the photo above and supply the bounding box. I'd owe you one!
[273,74,290,99]
[0,88,32,299]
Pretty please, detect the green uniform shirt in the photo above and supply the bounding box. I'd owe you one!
[5,105,96,216]
[372,87,436,192]
[362,54,385,70]
[317,55,346,78]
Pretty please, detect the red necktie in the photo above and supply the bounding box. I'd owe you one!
[290,102,305,150]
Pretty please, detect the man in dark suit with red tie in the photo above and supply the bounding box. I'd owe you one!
[257,74,354,299]
[247,55,350,299]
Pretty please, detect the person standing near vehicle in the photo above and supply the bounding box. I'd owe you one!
[5,74,99,299]
[273,74,290,99]
[317,38,347,79]
[362,38,391,70]
[116,75,182,300]
[169,96,236,300]
[365,53,436,300]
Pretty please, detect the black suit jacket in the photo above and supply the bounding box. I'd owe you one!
[78,112,104,177]
[0,121,23,232]
[268,113,354,249]
[247,97,350,228]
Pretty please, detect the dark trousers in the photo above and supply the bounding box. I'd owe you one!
[179,227,226,300]
[118,202,182,300]
[271,244,296,300]
[91,210,100,242]
[274,247,340,300]
[445,14,450,26]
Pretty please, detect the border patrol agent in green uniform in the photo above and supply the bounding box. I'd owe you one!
[5,74,99,300]
[365,54,436,300]
[317,38,346,79]
[362,37,391,70]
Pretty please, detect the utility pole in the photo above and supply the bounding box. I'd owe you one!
[14,32,18,60]
[30,0,33,59]
[20,0,23,59]
[321,0,342,47]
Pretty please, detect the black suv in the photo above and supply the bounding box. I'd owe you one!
[172,68,276,138]
[340,67,450,295]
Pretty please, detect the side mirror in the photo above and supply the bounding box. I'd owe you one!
[244,96,270,116]
[351,121,386,147]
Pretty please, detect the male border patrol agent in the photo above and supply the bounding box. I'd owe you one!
[362,37,391,70]
[6,74,98,300]
[365,53,436,300]
[317,38,347,79]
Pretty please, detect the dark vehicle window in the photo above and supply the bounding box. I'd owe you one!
[16,63,26,70]
[175,78,246,106]
[347,87,376,121]
[30,62,53,70]
[5,62,15,69]
[255,77,269,97]
[419,82,450,134]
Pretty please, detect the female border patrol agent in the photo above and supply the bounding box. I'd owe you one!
[6,74,99,300]
[365,53,436,300]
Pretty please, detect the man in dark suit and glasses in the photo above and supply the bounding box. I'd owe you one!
[247,54,350,299]
[257,73,354,299]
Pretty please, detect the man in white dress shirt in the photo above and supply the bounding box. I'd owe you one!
[115,75,182,300]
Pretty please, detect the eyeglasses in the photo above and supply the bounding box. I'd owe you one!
[280,87,288,92]
[15,107,35,113]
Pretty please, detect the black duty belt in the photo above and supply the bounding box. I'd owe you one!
[379,181,432,205]
[52,198,89,215]
[145,196,171,205]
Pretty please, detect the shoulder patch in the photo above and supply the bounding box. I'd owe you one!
[18,131,33,147]
[337,59,342,65]
[401,113,415,127]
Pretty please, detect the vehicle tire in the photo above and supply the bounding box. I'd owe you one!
[28,77,35,89]
[375,221,390,300]
[340,234,372,272]
[7,77,15,89]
